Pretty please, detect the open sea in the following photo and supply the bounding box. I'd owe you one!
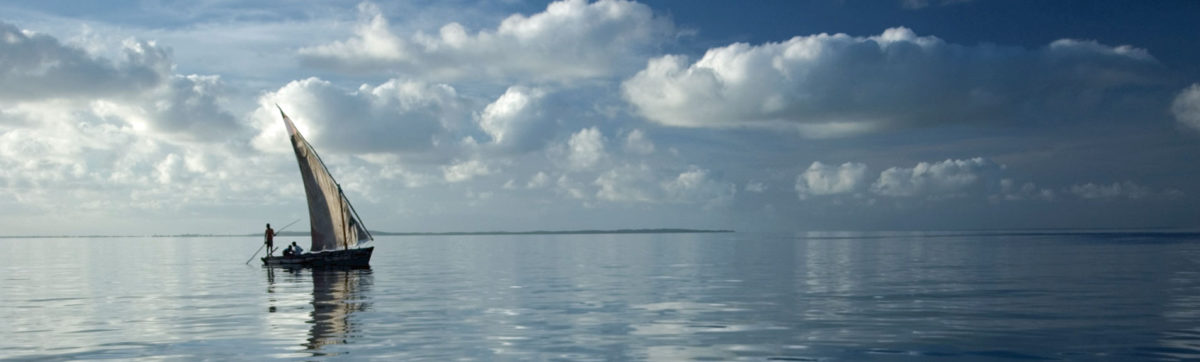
[3,231,1200,361]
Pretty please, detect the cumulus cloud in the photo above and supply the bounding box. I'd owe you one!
[1173,84,1200,131]
[478,86,549,150]
[622,129,655,155]
[300,0,674,81]
[146,75,241,139]
[622,27,1162,137]
[526,171,551,189]
[593,164,735,207]
[871,157,1001,198]
[0,21,270,232]
[251,77,470,154]
[595,163,658,203]
[795,161,868,199]
[0,17,485,231]
[555,174,589,200]
[0,113,99,191]
[299,3,406,64]
[91,74,241,141]
[796,157,1183,205]
[662,167,736,208]
[355,153,439,188]
[565,127,607,171]
[0,102,288,233]
[3,5,1191,233]
[442,159,492,183]
[0,21,242,142]
[0,22,169,102]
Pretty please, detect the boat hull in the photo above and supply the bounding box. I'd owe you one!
[262,247,373,268]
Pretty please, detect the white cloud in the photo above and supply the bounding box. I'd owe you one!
[0,23,170,102]
[250,77,470,154]
[555,174,588,200]
[871,157,1001,198]
[300,3,407,64]
[0,22,242,142]
[358,153,438,188]
[91,74,242,142]
[662,167,736,208]
[478,86,549,150]
[0,114,96,188]
[595,163,658,203]
[795,161,867,199]
[622,27,1161,137]
[565,127,607,171]
[0,5,1193,234]
[442,159,492,183]
[300,0,675,82]
[592,164,735,208]
[155,153,182,185]
[147,75,241,140]
[1173,83,1200,131]
[526,171,551,189]
[0,20,290,233]
[623,129,655,155]
[0,102,290,233]
[790,158,1180,204]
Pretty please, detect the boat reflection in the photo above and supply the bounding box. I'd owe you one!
[267,267,374,355]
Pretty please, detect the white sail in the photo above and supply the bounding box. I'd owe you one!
[280,108,374,252]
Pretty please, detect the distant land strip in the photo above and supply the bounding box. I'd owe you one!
[0,228,734,238]
[371,228,734,236]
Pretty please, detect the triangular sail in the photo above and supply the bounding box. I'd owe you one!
[279,108,374,252]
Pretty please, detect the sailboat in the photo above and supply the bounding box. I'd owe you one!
[263,107,374,268]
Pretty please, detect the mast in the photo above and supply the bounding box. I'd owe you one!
[340,185,348,250]
[345,187,374,244]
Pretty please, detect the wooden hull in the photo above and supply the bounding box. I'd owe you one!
[262,247,373,268]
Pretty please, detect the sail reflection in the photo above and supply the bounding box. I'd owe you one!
[266,267,374,355]
[307,268,373,352]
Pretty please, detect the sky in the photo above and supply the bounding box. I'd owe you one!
[1,0,1199,235]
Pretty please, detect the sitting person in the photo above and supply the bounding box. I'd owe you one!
[289,241,304,255]
[282,244,294,257]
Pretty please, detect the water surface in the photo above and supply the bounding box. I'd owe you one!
[3,232,1199,360]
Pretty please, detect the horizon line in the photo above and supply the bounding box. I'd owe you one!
[0,228,736,239]
[3,226,1200,239]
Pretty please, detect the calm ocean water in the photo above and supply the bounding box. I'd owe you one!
[3,232,1200,361]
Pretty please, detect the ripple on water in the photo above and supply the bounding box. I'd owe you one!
[4,234,1200,359]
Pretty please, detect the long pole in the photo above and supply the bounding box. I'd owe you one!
[245,219,301,265]
[245,243,266,264]
[276,219,301,233]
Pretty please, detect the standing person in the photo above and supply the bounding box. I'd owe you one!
[264,223,275,255]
